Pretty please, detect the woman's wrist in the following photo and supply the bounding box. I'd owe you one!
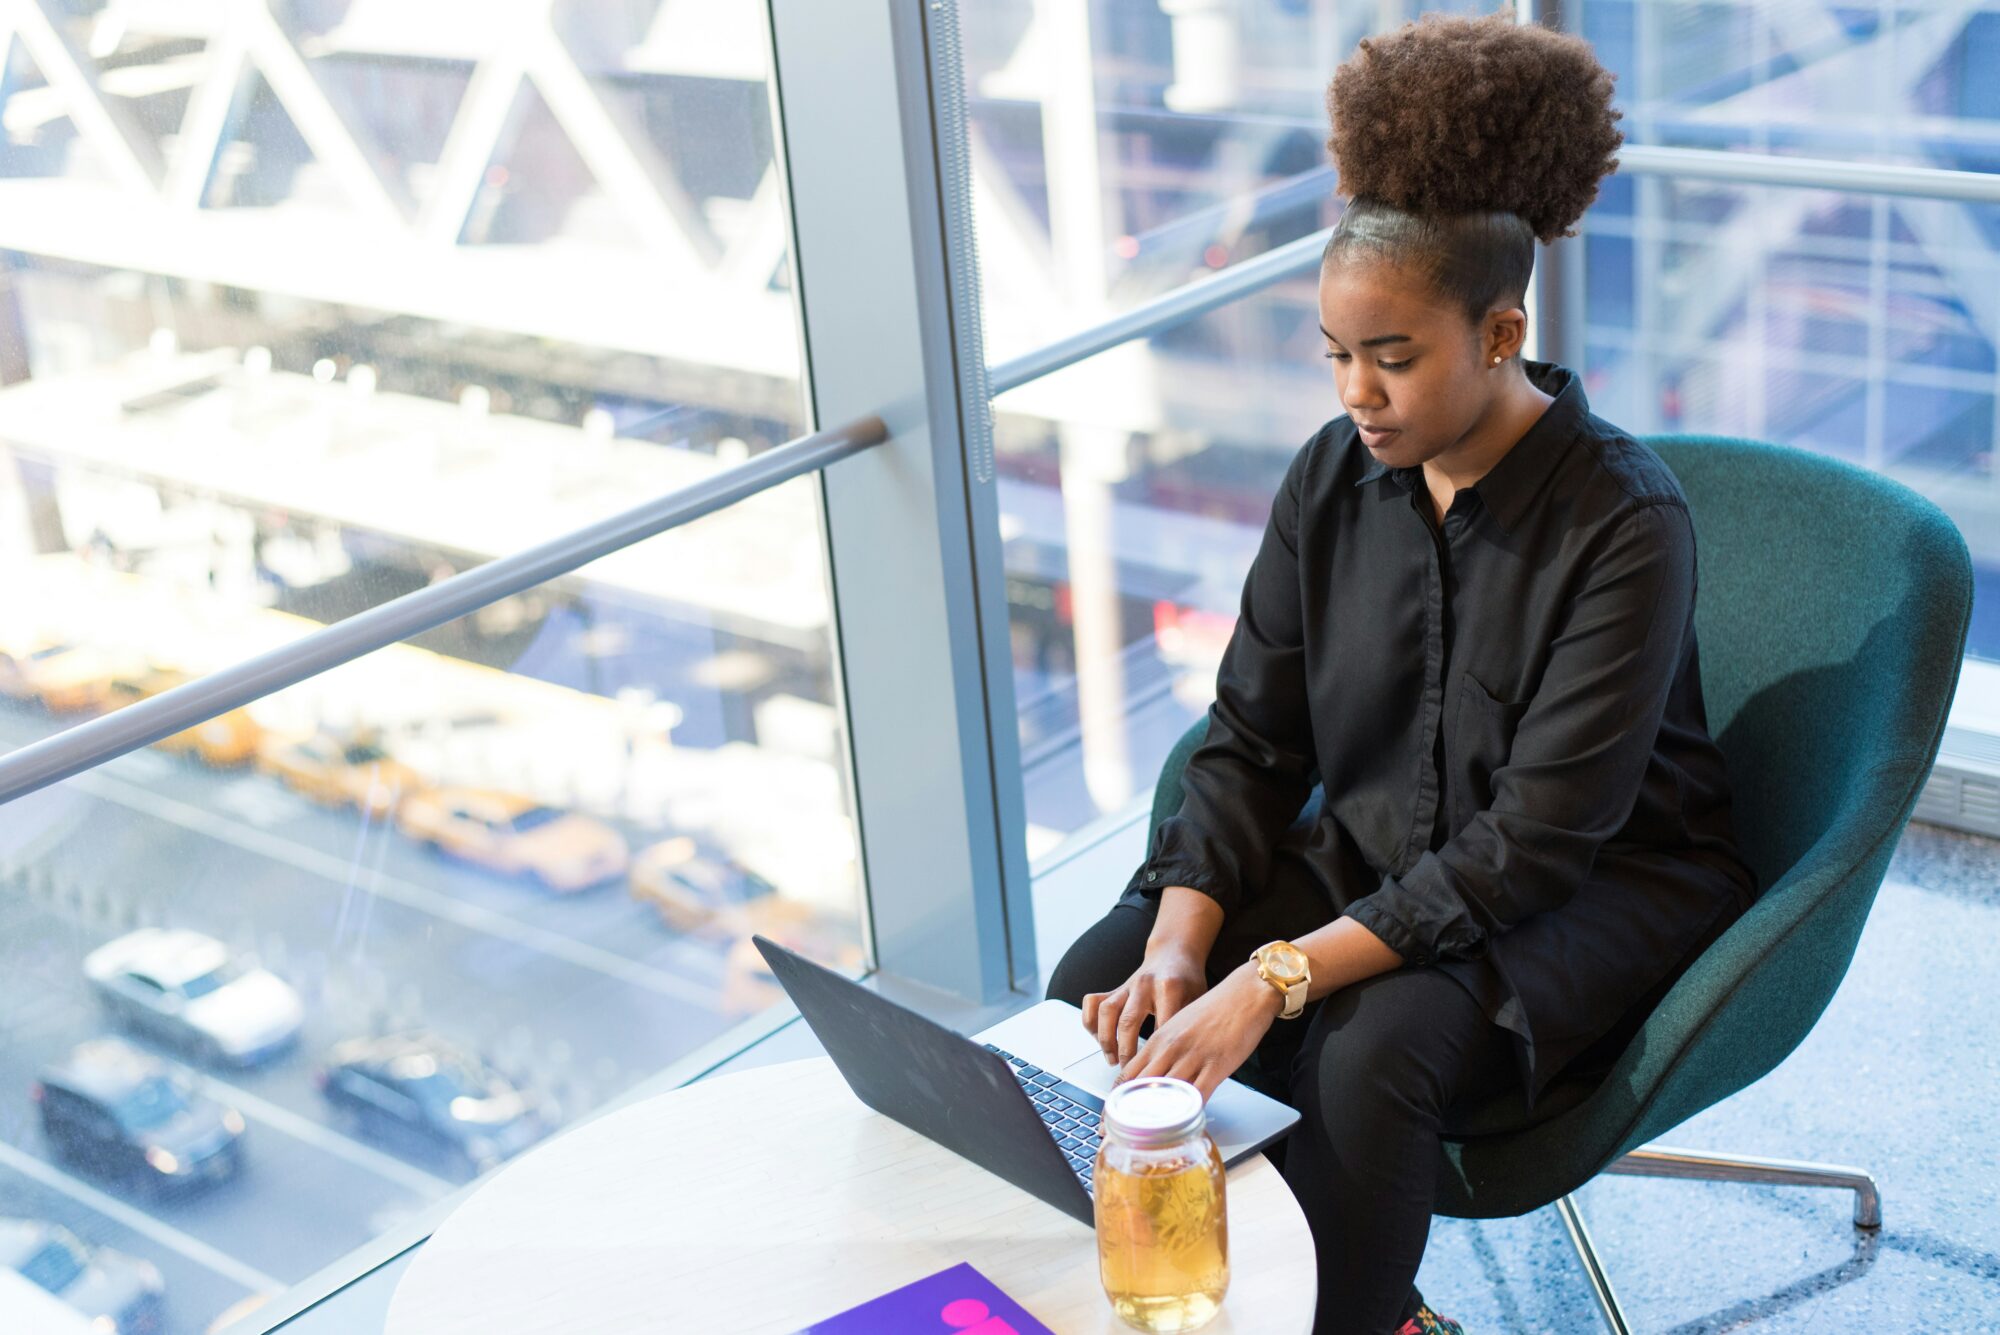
[1142,936,1204,971]
[1145,884,1225,963]
[1228,961,1287,1017]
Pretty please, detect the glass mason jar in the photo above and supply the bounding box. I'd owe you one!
[1094,1076,1229,1333]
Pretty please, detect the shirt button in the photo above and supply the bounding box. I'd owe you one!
[1146,871,1160,882]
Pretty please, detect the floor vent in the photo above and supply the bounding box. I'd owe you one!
[1913,728,2000,838]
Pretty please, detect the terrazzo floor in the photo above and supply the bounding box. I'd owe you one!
[1409,821,2000,1332]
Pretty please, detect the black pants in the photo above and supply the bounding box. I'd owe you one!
[1045,886,1520,1335]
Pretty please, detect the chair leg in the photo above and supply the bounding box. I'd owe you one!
[1602,1145,1882,1228]
[1551,1147,1881,1332]
[1555,1193,1634,1335]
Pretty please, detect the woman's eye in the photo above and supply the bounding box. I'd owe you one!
[1322,350,1411,371]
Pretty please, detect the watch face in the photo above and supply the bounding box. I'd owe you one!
[1263,943,1307,981]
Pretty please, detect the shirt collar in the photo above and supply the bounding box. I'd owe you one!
[1351,359,1588,535]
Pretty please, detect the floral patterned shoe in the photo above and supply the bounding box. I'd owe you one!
[1395,1301,1466,1335]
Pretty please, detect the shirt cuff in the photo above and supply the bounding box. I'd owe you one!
[1123,861,1234,916]
[1339,894,1432,966]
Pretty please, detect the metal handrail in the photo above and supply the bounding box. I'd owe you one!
[0,414,887,805]
[988,226,1331,394]
[1621,144,2000,205]
[989,146,2000,390]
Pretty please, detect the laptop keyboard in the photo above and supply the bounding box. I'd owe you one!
[983,1042,1105,1192]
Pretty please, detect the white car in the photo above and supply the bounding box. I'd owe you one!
[84,929,304,1067]
[0,1217,164,1333]
[0,1270,100,1335]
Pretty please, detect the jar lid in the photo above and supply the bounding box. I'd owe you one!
[1103,1076,1205,1147]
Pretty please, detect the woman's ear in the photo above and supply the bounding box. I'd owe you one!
[1486,307,1529,362]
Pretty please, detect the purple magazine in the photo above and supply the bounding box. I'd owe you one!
[788,1261,1060,1334]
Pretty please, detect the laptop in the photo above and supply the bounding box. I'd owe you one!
[751,935,1301,1229]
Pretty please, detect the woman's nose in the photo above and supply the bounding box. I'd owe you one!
[1344,375,1387,411]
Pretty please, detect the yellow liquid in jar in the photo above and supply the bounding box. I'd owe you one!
[1095,1139,1229,1333]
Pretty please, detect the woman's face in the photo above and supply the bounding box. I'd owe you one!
[1317,257,1506,471]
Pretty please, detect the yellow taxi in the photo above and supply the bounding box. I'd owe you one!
[628,835,780,935]
[0,642,151,714]
[100,665,265,767]
[256,731,423,817]
[0,637,66,701]
[206,1294,268,1334]
[719,899,865,1017]
[397,788,630,893]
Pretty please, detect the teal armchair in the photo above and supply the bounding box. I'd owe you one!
[1144,436,1973,1332]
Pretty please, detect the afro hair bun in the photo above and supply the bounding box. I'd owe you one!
[1326,10,1624,244]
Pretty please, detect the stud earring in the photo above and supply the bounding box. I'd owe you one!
[1492,355,1502,365]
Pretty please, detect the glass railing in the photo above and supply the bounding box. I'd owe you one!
[0,460,871,1334]
[1587,0,2000,178]
[953,0,1497,336]
[995,273,1327,847]
[980,149,2000,846]
[1580,177,2000,657]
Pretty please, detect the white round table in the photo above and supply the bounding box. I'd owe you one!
[387,1056,1317,1333]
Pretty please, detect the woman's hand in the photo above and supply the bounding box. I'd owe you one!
[1081,944,1210,1069]
[1111,965,1284,1103]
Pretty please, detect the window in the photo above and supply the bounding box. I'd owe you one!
[3,1,1990,1330]
[954,2,1505,840]
[0,0,809,722]
[948,0,2000,839]
[0,4,865,1331]
[1581,0,2000,657]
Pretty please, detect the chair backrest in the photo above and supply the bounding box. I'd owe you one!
[1648,436,1970,894]
[1602,435,1970,1149]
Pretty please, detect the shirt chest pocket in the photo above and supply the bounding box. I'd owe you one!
[1449,671,1532,834]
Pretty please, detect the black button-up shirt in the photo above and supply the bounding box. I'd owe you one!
[1121,359,1758,1108]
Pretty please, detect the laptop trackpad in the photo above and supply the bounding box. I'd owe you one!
[1058,1043,1294,1165]
[1059,1047,1124,1098]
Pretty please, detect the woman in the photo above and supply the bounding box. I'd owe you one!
[1044,13,1759,1335]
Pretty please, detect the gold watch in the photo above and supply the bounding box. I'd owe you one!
[1250,940,1310,1020]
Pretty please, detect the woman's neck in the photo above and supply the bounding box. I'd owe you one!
[1423,376,1557,499]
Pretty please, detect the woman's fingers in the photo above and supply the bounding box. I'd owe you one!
[1095,986,1130,1059]
[1087,969,1194,1064]
[1119,1033,1182,1086]
[1192,1063,1222,1103]
[1115,986,1150,1065]
[1152,975,1186,1030]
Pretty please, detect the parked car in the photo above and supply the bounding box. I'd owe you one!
[256,730,422,816]
[33,1038,246,1193]
[0,643,149,714]
[314,1032,552,1177]
[720,900,866,1017]
[205,1294,268,1334]
[0,1270,100,1334]
[0,1217,164,1334]
[397,789,628,893]
[102,666,263,767]
[0,638,69,701]
[84,928,303,1067]
[629,836,780,934]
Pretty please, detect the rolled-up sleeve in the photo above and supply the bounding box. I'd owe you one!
[1339,501,1696,964]
[1124,440,1320,917]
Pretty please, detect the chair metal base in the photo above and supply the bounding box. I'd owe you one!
[1556,1145,1883,1334]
